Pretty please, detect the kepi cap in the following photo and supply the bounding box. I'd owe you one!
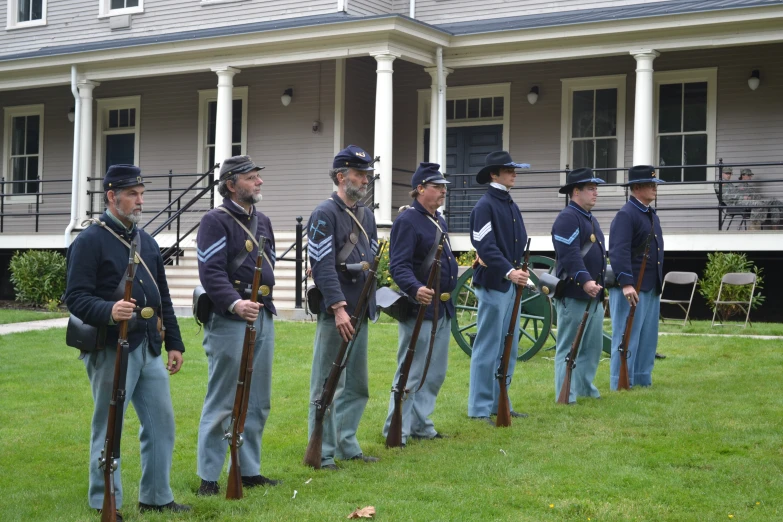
[104,164,144,191]
[411,162,449,189]
[219,155,264,180]
[333,145,376,171]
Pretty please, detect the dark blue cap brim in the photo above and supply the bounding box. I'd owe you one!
[627,178,666,185]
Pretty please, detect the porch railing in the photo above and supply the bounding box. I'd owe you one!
[0,176,72,233]
[444,160,783,235]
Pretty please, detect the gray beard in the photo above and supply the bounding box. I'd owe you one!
[116,206,142,224]
[237,186,262,206]
[345,180,367,201]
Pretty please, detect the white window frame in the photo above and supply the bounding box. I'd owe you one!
[2,104,45,204]
[560,75,627,194]
[654,67,718,195]
[98,0,143,18]
[6,0,48,29]
[416,83,511,164]
[94,96,141,181]
[196,87,249,174]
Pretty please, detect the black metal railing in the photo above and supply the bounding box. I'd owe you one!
[443,160,783,235]
[0,176,72,233]
[274,216,307,309]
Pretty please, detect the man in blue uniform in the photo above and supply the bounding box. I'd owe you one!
[551,168,607,403]
[381,163,459,444]
[307,145,379,469]
[608,165,665,390]
[468,151,530,424]
[65,165,190,519]
[195,155,279,495]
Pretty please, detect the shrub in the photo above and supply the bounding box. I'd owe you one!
[9,250,67,307]
[698,252,764,318]
[455,249,477,267]
[375,242,399,291]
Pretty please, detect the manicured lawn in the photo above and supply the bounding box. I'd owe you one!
[599,318,783,337]
[0,319,781,521]
[0,308,68,324]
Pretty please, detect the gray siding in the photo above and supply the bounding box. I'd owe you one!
[1,60,338,235]
[414,0,670,24]
[347,0,392,16]
[0,0,336,58]
[389,43,783,237]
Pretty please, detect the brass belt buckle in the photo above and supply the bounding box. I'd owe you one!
[259,285,271,297]
[440,292,451,302]
[140,307,155,319]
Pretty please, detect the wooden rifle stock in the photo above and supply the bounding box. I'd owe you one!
[386,238,445,448]
[226,236,267,500]
[495,238,531,428]
[100,238,138,522]
[557,299,594,404]
[617,228,654,390]
[304,242,386,468]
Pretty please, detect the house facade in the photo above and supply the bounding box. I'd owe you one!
[2,0,782,314]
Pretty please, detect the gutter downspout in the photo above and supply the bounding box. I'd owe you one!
[436,47,446,173]
[409,0,415,18]
[64,66,81,247]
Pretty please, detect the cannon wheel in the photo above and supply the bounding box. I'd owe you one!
[450,256,553,362]
[450,256,611,360]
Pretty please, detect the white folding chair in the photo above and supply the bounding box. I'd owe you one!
[659,271,698,326]
[711,272,757,328]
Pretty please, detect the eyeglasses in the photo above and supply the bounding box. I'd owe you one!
[239,174,262,183]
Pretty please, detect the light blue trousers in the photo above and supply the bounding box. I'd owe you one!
[308,313,369,466]
[609,287,660,390]
[197,309,275,481]
[83,339,175,509]
[468,284,521,418]
[553,297,604,403]
[382,314,450,444]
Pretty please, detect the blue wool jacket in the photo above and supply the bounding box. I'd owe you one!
[469,186,528,292]
[197,198,277,320]
[307,193,378,319]
[608,196,664,293]
[389,199,459,320]
[551,202,607,300]
[65,212,185,354]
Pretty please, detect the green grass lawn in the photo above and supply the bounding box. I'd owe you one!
[0,308,68,325]
[1,319,781,521]
[597,318,783,337]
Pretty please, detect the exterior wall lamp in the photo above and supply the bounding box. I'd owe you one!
[68,107,75,122]
[281,88,293,106]
[748,70,760,91]
[527,86,539,105]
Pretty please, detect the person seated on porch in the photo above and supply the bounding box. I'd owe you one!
[739,168,783,229]
[714,166,740,206]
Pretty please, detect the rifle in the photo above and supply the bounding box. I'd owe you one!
[495,237,531,428]
[617,226,654,390]
[416,247,442,393]
[386,236,445,448]
[304,241,386,469]
[100,237,138,522]
[225,236,267,500]
[557,299,596,405]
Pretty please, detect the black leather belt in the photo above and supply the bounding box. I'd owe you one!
[234,282,271,297]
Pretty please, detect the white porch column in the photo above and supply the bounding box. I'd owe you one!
[630,49,660,166]
[424,65,452,168]
[211,66,239,188]
[371,52,398,227]
[77,80,99,225]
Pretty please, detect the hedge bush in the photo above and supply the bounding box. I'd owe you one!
[698,252,764,318]
[9,250,67,308]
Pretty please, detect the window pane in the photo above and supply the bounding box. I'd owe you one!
[11,116,26,155]
[658,83,682,133]
[207,101,217,145]
[572,140,594,170]
[105,133,135,168]
[659,135,683,182]
[231,145,241,157]
[207,146,215,170]
[127,0,139,7]
[455,99,467,119]
[109,109,119,129]
[119,109,129,128]
[26,156,39,193]
[111,0,124,9]
[683,134,707,181]
[32,0,42,20]
[18,0,29,22]
[683,82,707,132]
[595,139,617,183]
[493,97,504,117]
[26,115,39,154]
[468,98,479,119]
[446,100,455,120]
[480,97,492,118]
[595,89,617,137]
[572,90,594,138]
[129,108,136,127]
[231,99,242,144]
